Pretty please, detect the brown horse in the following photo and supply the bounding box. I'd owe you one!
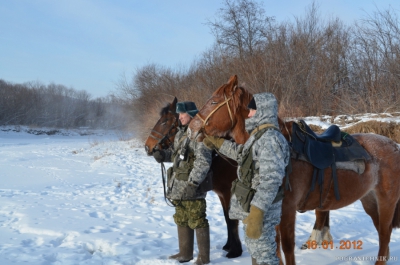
[189,75,333,247]
[144,97,242,258]
[189,75,400,265]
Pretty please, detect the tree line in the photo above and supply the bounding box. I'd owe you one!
[0,79,131,129]
[117,1,400,140]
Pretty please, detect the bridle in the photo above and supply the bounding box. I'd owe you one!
[149,113,178,152]
[148,112,179,207]
[196,93,234,130]
[194,93,239,168]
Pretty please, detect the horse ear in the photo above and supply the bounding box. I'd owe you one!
[227,75,238,94]
[227,75,238,86]
[171,97,178,113]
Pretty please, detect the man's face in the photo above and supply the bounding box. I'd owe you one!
[248,109,257,118]
[179,112,192,126]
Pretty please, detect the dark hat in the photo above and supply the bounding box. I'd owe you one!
[247,97,257,110]
[176,101,199,117]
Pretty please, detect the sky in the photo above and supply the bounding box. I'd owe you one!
[1,0,399,98]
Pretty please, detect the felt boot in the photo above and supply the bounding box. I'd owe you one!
[194,227,210,264]
[169,226,194,263]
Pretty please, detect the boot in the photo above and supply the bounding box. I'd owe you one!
[169,226,194,263]
[194,227,210,264]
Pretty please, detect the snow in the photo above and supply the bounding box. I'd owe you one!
[1,121,400,265]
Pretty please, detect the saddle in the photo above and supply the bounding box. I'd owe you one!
[291,120,371,206]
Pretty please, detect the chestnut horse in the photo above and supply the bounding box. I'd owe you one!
[189,75,400,265]
[144,97,242,258]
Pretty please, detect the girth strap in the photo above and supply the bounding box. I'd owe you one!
[305,158,341,209]
[331,158,340,200]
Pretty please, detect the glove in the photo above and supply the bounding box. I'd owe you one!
[184,183,198,198]
[203,135,225,150]
[242,205,264,239]
[153,150,165,163]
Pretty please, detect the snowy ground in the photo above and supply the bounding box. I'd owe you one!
[1,123,400,265]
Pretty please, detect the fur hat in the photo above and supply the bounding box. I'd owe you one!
[176,101,199,117]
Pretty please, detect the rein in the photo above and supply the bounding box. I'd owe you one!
[196,94,234,129]
[160,162,175,207]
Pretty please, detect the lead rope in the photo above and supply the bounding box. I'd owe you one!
[214,147,238,167]
[161,162,175,207]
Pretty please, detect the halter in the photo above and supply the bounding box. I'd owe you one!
[196,93,234,130]
[149,113,178,151]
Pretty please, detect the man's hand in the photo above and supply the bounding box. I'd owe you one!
[203,135,225,150]
[153,150,165,163]
[242,205,264,239]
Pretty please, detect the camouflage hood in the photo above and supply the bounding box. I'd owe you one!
[245,93,279,132]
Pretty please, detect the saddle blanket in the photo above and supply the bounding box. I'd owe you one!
[294,153,366,174]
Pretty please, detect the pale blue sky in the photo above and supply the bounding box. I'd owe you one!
[1,0,399,98]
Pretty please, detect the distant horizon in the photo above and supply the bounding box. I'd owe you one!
[1,0,398,98]
[0,77,113,99]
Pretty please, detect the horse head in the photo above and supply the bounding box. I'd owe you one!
[144,97,179,155]
[189,75,252,144]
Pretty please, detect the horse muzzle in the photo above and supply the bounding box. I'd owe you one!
[144,145,153,156]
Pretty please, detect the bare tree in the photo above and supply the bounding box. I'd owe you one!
[207,0,274,59]
[349,5,400,113]
[114,1,400,138]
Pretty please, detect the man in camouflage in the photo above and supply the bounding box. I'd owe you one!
[204,93,290,265]
[153,101,212,265]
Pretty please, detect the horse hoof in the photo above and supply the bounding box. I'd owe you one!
[226,250,242,258]
[300,243,308,250]
[222,244,230,252]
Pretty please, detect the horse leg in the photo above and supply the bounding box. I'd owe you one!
[361,191,399,265]
[217,193,243,258]
[320,211,333,243]
[360,193,379,230]
[375,203,395,265]
[212,156,242,258]
[280,203,297,265]
[301,210,333,249]
[275,224,284,265]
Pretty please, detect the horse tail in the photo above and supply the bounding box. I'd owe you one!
[392,200,400,228]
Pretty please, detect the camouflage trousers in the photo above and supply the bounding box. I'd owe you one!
[173,199,209,229]
[244,201,282,265]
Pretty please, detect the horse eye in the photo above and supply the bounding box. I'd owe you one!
[211,101,218,105]
[161,122,167,126]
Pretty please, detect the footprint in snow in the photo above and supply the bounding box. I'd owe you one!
[88,211,111,219]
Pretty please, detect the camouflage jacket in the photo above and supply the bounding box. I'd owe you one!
[163,125,212,200]
[218,93,290,220]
